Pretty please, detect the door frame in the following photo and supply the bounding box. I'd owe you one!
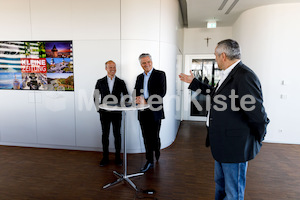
[182,54,215,121]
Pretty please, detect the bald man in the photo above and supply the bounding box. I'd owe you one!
[94,60,128,166]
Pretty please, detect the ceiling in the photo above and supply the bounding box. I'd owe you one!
[181,0,300,28]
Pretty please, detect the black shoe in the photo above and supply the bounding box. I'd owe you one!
[140,162,154,173]
[100,158,109,166]
[155,150,160,161]
[115,158,123,166]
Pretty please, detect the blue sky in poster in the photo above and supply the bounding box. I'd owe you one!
[45,42,71,51]
[46,58,71,64]
[0,73,22,89]
[47,73,73,79]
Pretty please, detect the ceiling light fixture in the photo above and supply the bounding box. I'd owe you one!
[225,0,239,14]
[218,0,228,10]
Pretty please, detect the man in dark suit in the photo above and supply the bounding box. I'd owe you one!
[94,60,128,166]
[179,39,269,200]
[134,53,167,173]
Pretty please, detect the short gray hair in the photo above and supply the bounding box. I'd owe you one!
[216,39,241,60]
[139,53,152,63]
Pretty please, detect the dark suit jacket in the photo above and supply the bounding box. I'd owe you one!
[94,76,128,114]
[189,61,269,163]
[134,68,167,121]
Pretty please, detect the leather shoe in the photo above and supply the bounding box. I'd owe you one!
[115,158,123,166]
[140,162,154,173]
[100,158,109,166]
[155,150,160,161]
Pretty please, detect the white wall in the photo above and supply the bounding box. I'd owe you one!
[233,3,300,144]
[184,27,232,54]
[0,0,183,152]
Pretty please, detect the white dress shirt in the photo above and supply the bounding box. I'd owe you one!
[143,68,153,99]
[215,60,240,92]
[107,75,115,93]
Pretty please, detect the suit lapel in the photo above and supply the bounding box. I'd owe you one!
[143,68,156,96]
[104,76,110,94]
[103,76,110,94]
[147,68,156,93]
[111,76,118,94]
[139,74,144,89]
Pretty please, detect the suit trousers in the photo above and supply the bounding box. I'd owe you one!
[139,110,161,163]
[99,111,122,158]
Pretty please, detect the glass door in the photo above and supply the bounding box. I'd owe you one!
[183,55,221,121]
[190,58,221,116]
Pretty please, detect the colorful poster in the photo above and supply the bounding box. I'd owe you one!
[0,41,74,91]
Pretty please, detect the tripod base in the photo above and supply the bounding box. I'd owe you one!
[103,171,144,191]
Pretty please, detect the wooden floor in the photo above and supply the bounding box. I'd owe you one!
[0,121,300,200]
